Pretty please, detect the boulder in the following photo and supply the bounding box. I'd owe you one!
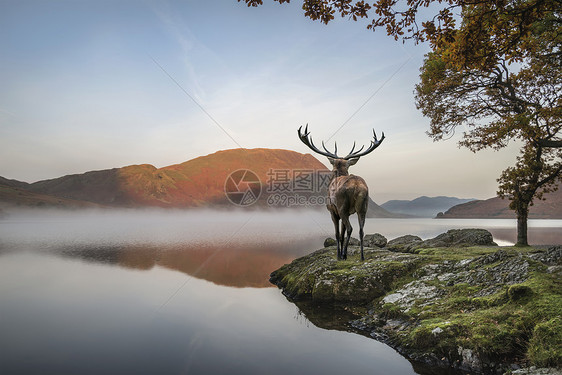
[323,237,361,247]
[364,233,387,248]
[270,248,421,302]
[421,228,497,248]
[387,235,423,253]
[324,237,337,247]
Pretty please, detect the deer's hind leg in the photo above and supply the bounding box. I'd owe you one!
[340,221,345,258]
[340,214,353,260]
[330,211,342,260]
[358,212,366,261]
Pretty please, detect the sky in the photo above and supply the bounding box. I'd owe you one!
[0,0,521,202]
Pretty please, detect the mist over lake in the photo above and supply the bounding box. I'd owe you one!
[1,209,560,374]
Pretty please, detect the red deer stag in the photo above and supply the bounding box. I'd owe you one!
[298,124,385,261]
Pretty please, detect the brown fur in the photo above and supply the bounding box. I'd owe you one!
[327,158,369,260]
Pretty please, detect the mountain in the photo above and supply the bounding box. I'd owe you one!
[0,183,101,209]
[0,176,30,189]
[367,196,408,218]
[19,149,323,207]
[381,196,475,218]
[437,187,562,219]
[0,148,398,217]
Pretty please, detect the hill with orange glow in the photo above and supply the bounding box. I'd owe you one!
[437,187,562,219]
[1,148,396,216]
[21,148,325,207]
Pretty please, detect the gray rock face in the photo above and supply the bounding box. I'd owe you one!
[364,233,387,248]
[529,246,562,265]
[324,237,337,247]
[387,229,497,253]
[324,234,387,248]
[511,368,562,375]
[382,280,441,309]
[323,237,360,247]
[387,235,423,253]
[421,228,497,248]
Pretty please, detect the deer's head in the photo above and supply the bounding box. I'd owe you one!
[297,124,385,177]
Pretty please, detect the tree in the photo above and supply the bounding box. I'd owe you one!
[497,144,562,245]
[413,7,561,245]
[240,0,562,245]
[239,0,561,65]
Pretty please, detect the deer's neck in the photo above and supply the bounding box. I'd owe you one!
[331,169,349,180]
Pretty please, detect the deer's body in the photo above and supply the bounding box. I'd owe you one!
[298,125,384,261]
[328,173,369,260]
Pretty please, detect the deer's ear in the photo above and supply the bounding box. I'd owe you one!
[347,158,359,166]
[327,157,336,165]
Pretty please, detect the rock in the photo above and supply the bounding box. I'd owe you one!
[421,228,497,248]
[270,238,561,375]
[508,284,534,301]
[348,237,360,246]
[458,347,482,371]
[323,237,363,247]
[529,246,562,265]
[382,280,441,309]
[476,249,509,265]
[270,248,421,302]
[387,231,497,253]
[364,233,387,248]
[324,237,337,247]
[510,368,562,375]
[387,235,423,253]
[431,327,444,336]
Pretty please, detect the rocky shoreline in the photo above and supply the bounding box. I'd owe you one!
[270,229,562,375]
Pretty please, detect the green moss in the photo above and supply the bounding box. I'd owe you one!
[406,319,464,357]
[528,317,562,367]
[417,246,499,260]
[380,302,411,320]
[507,284,534,302]
[384,249,560,367]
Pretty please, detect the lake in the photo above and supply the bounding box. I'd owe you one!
[1,209,560,375]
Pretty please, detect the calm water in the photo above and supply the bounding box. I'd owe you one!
[1,209,560,375]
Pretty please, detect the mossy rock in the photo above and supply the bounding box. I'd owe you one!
[323,237,337,247]
[271,241,562,373]
[364,233,387,248]
[270,247,421,302]
[420,228,498,248]
[387,235,423,253]
[507,284,534,301]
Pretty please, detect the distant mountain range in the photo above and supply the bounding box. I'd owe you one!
[437,188,562,219]
[381,196,476,218]
[0,148,399,218]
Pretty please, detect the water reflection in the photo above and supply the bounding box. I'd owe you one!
[0,251,418,375]
[55,241,318,288]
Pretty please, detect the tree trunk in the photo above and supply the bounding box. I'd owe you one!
[516,208,529,246]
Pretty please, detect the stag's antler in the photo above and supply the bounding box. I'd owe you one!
[297,124,385,160]
[297,124,339,159]
[342,129,385,159]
